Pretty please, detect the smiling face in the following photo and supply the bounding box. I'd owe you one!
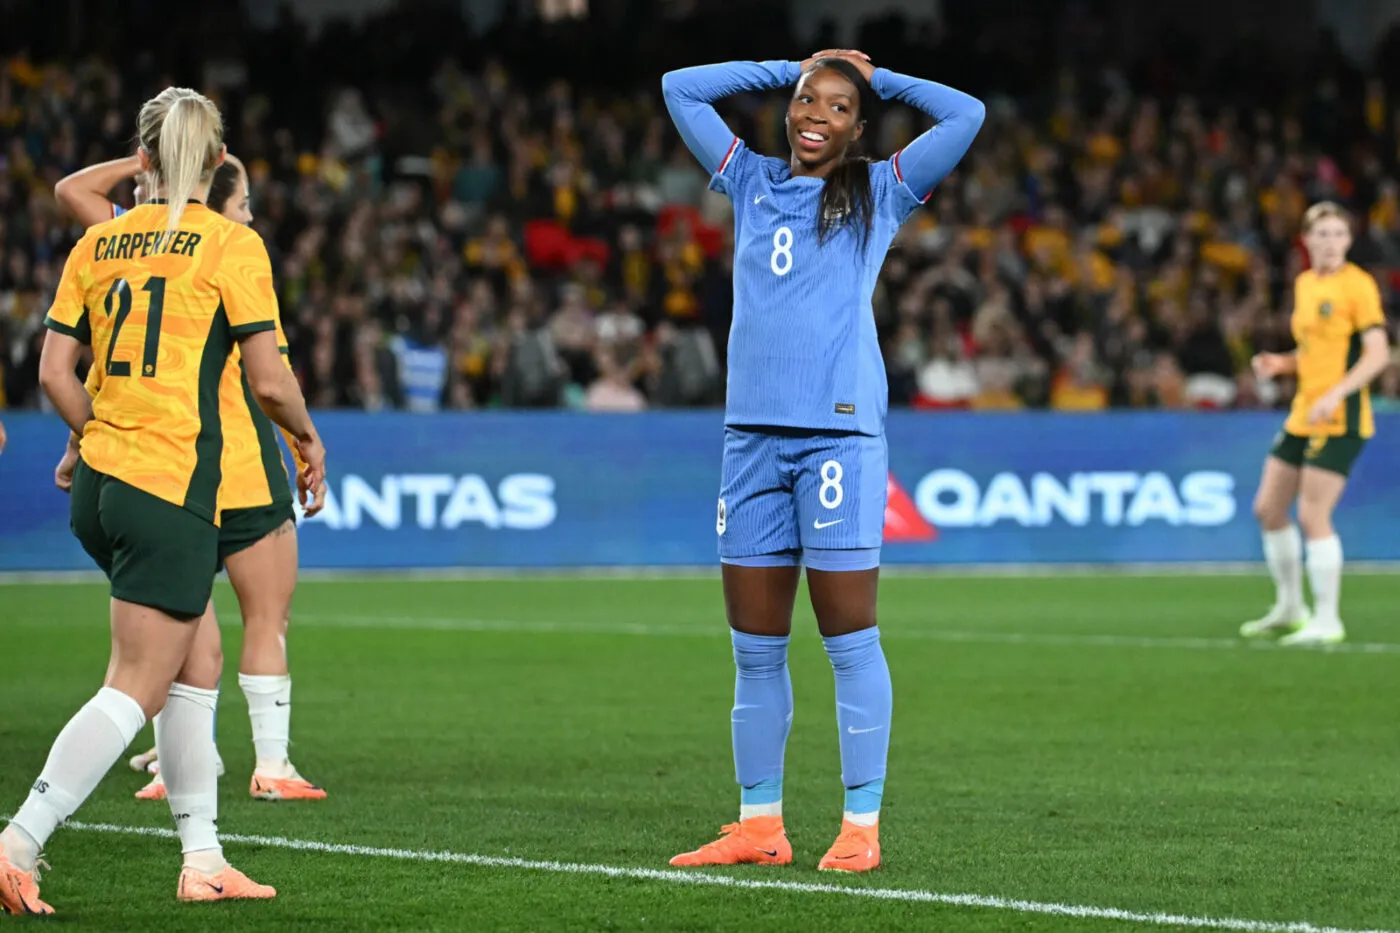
[786,64,864,173]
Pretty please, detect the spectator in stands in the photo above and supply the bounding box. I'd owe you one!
[586,345,647,412]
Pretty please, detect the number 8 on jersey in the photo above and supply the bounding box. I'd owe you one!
[770,226,793,276]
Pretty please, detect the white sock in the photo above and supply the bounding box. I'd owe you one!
[183,849,228,875]
[239,674,293,776]
[1305,535,1344,623]
[1262,525,1305,613]
[0,824,40,872]
[843,810,879,828]
[155,683,225,871]
[739,801,782,821]
[6,687,146,869]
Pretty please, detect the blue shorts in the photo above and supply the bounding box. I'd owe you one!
[717,427,887,572]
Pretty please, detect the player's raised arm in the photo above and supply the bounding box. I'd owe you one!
[53,155,143,227]
[661,60,800,174]
[873,68,986,201]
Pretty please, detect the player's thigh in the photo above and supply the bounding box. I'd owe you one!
[717,428,801,560]
[721,563,802,637]
[807,567,879,638]
[69,458,115,578]
[108,598,205,719]
[102,476,220,621]
[1297,436,1362,532]
[793,432,887,552]
[1255,434,1304,524]
[222,502,298,625]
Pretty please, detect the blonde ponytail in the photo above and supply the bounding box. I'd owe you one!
[137,88,224,238]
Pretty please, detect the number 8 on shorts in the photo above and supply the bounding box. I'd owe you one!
[818,460,844,509]
[795,435,888,551]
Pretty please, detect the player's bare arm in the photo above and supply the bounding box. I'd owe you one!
[240,329,326,493]
[37,332,95,437]
[54,155,144,227]
[1307,327,1391,425]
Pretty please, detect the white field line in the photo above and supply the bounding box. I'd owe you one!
[27,819,1389,933]
[283,612,1400,656]
[4,561,1400,585]
[4,598,1396,656]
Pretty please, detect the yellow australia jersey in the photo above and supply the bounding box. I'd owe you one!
[79,320,305,515]
[218,318,304,511]
[45,200,280,523]
[1284,262,1386,439]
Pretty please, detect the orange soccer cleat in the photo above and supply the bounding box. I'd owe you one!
[669,816,792,867]
[0,850,53,916]
[135,774,167,801]
[177,864,276,902]
[250,772,327,801]
[817,820,880,872]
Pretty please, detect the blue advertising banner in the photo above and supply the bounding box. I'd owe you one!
[2,411,1397,571]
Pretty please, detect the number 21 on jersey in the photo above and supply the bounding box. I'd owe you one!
[770,226,793,276]
[103,276,167,377]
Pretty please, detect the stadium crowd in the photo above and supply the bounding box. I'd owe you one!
[3,1,1400,414]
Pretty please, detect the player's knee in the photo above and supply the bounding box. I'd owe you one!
[242,609,290,642]
[810,589,878,639]
[138,696,167,721]
[125,682,171,721]
[732,630,789,675]
[106,661,178,719]
[1252,493,1288,529]
[177,644,223,691]
[1296,499,1333,539]
[204,643,225,681]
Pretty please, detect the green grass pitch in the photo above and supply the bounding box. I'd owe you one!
[2,572,1399,932]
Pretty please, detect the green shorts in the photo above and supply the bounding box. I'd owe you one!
[1268,431,1367,477]
[70,459,219,619]
[218,500,296,567]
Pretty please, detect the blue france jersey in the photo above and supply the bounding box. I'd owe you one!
[711,143,923,437]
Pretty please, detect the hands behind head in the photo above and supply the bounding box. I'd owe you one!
[800,49,874,82]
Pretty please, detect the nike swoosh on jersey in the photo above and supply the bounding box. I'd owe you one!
[814,519,844,529]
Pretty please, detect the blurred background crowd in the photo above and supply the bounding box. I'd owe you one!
[3,0,1400,414]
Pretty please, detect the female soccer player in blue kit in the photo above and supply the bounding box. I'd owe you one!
[662,50,983,872]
